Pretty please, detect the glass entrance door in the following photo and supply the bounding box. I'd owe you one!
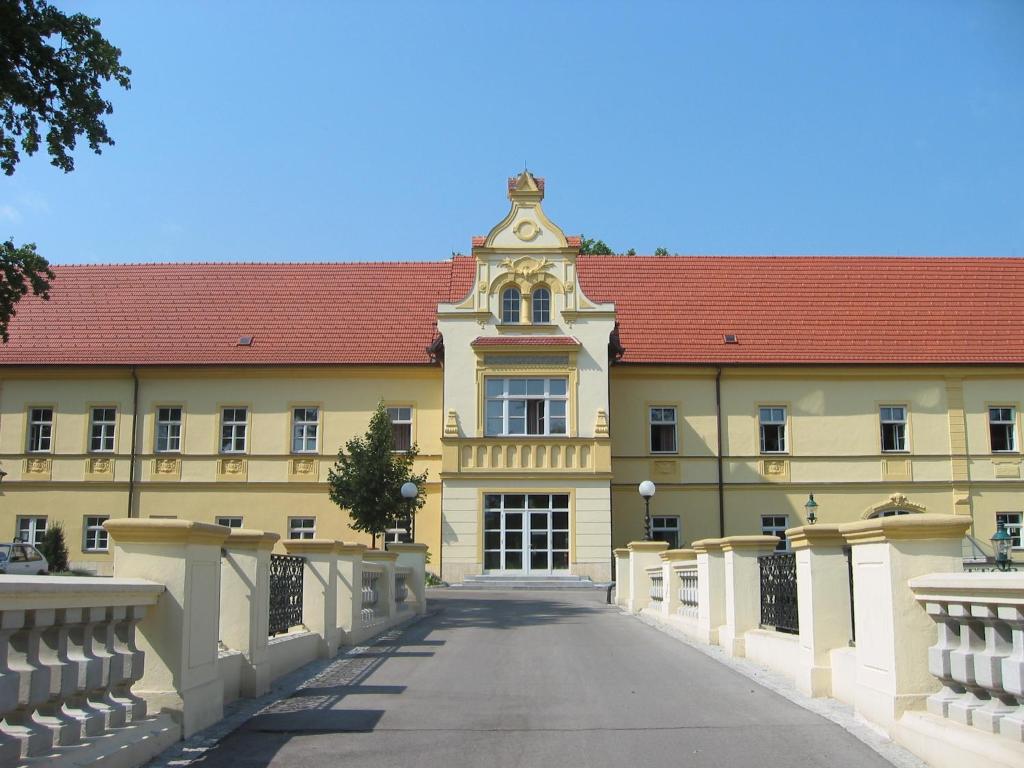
[484,493,569,573]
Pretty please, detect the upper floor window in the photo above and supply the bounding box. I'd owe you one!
[156,407,182,453]
[759,406,787,453]
[288,517,315,540]
[880,405,907,452]
[387,407,413,451]
[649,407,677,453]
[531,287,551,324]
[761,514,789,551]
[990,406,1017,453]
[485,378,567,436]
[652,516,680,549]
[220,407,248,453]
[997,512,1023,550]
[501,287,521,323]
[27,407,53,453]
[292,407,319,453]
[89,407,116,453]
[216,516,243,529]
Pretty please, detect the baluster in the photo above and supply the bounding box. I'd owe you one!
[83,607,127,729]
[925,600,967,718]
[0,610,30,761]
[35,609,81,746]
[64,607,107,737]
[948,601,992,725]
[3,609,56,758]
[998,606,1024,742]
[971,603,1017,733]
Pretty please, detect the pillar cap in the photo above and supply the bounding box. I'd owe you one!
[840,513,971,545]
[283,538,343,554]
[691,537,726,553]
[225,528,280,550]
[336,541,368,554]
[364,549,399,562]
[627,541,669,553]
[720,535,781,553]
[387,543,428,554]
[105,519,230,546]
[613,548,630,557]
[661,548,697,562]
[786,524,845,550]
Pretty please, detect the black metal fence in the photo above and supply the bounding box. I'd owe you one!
[759,552,799,634]
[269,553,305,636]
[844,545,856,645]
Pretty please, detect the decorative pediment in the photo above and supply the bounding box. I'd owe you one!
[480,171,569,250]
[862,493,927,519]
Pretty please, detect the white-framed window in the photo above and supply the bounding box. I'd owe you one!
[868,508,913,519]
[759,406,787,453]
[84,516,110,552]
[652,516,680,549]
[996,512,1023,550]
[501,287,521,323]
[220,407,248,453]
[880,405,907,452]
[649,407,677,453]
[89,407,117,453]
[27,407,54,452]
[288,517,316,540]
[386,407,413,452]
[384,513,412,544]
[216,516,243,529]
[156,407,182,453]
[531,287,551,324]
[16,516,47,546]
[291,407,319,453]
[990,407,1017,453]
[761,514,789,551]
[485,378,568,436]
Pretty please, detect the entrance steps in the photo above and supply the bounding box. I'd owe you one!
[452,574,605,590]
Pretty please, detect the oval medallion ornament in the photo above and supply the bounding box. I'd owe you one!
[514,219,540,242]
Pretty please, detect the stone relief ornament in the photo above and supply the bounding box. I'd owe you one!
[222,459,244,474]
[498,256,553,280]
[155,458,178,474]
[293,458,315,475]
[26,458,50,473]
[89,457,112,474]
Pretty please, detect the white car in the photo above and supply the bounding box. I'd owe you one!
[0,543,49,575]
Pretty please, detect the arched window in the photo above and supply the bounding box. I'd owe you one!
[868,509,914,519]
[501,287,520,323]
[532,286,551,324]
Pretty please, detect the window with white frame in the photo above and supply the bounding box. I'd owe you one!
[16,516,47,546]
[996,513,1023,550]
[84,516,109,551]
[649,407,677,453]
[761,514,789,551]
[501,287,521,323]
[220,407,248,453]
[652,516,680,549]
[485,378,567,436]
[216,516,243,529]
[27,407,53,452]
[156,407,182,453]
[89,407,116,452]
[384,513,412,544]
[291,407,319,453]
[387,407,413,452]
[868,508,913,519]
[288,517,316,540]
[759,406,787,453]
[880,405,907,452]
[531,287,551,324]
[990,407,1017,453]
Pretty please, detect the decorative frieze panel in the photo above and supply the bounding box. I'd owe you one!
[22,456,51,480]
[444,437,611,476]
[85,456,114,481]
[993,457,1021,479]
[882,457,912,481]
[151,457,181,481]
[759,458,790,482]
[288,457,319,482]
[217,458,247,481]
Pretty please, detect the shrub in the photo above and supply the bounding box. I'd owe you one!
[38,523,70,572]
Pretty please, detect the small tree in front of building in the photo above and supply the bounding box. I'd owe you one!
[38,522,70,572]
[327,403,427,548]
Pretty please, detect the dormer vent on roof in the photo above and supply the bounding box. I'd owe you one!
[237,336,254,346]
[724,334,739,344]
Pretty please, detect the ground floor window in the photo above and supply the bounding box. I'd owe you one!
[997,512,1023,549]
[651,516,680,549]
[16,516,47,546]
[483,493,569,572]
[216,516,243,529]
[288,517,316,539]
[761,515,789,551]
[84,516,110,552]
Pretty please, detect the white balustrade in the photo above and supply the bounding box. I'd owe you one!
[395,569,410,606]
[648,568,664,603]
[676,566,699,619]
[361,568,382,626]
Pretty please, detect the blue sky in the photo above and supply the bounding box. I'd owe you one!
[3,0,1023,263]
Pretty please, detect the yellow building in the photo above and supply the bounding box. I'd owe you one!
[1,172,1021,578]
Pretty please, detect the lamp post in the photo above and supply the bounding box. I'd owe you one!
[992,520,1013,572]
[805,493,818,525]
[638,480,656,541]
[401,481,418,543]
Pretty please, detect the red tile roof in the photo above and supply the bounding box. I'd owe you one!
[1,255,1023,367]
[471,336,581,348]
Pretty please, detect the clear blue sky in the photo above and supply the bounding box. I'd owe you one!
[3,0,1023,264]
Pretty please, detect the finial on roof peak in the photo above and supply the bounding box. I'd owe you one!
[507,170,544,201]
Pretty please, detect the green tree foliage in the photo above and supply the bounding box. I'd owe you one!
[654,247,670,256]
[38,521,69,572]
[0,239,53,341]
[625,248,637,256]
[327,404,427,547]
[579,235,614,255]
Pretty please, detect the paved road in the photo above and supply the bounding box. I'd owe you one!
[198,590,896,768]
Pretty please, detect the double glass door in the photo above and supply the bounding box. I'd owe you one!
[483,493,570,573]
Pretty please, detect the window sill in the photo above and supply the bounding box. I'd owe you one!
[881,451,911,455]
[495,324,559,332]
[650,452,679,456]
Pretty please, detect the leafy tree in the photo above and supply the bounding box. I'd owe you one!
[0,0,131,340]
[579,234,614,255]
[626,248,636,256]
[654,247,670,256]
[327,404,427,548]
[38,521,69,572]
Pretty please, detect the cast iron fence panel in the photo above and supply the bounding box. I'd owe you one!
[759,552,799,634]
[269,553,305,636]
[677,568,699,618]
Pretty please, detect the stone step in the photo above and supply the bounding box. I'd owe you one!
[452,574,607,590]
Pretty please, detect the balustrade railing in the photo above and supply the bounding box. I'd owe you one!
[676,567,699,618]
[649,572,664,603]
[268,554,304,636]
[361,568,382,626]
[395,570,409,606]
[759,552,799,634]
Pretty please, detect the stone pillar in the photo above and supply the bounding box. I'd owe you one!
[788,524,851,697]
[627,541,668,614]
[840,513,971,731]
[660,549,697,618]
[334,543,366,645]
[718,536,781,657]
[364,551,398,622]
[613,548,631,608]
[220,529,278,697]
[283,539,341,658]
[692,538,726,645]
[388,543,428,615]
[105,519,229,738]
